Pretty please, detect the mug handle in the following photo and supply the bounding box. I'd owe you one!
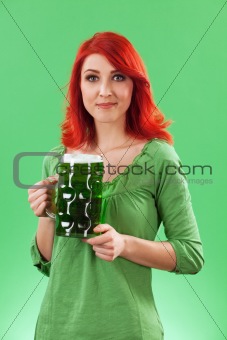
[45,208,56,219]
[45,176,58,219]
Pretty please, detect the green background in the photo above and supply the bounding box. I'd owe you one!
[0,0,226,339]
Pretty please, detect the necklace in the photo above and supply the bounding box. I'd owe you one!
[93,136,133,157]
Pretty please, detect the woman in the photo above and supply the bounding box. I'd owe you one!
[28,31,204,339]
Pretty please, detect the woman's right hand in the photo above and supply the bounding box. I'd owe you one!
[28,176,58,217]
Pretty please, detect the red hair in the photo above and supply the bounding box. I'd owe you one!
[61,31,173,148]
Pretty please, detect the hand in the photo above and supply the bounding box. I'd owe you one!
[28,176,58,217]
[82,224,125,262]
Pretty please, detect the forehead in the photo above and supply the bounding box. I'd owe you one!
[81,54,115,72]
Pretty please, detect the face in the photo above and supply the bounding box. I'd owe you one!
[80,54,133,124]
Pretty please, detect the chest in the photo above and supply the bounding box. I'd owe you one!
[101,144,145,183]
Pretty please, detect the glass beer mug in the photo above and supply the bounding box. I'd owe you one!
[48,153,104,238]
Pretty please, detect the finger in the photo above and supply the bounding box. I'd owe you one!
[47,175,59,182]
[95,252,114,262]
[28,179,56,201]
[30,192,52,212]
[93,246,113,255]
[28,181,43,195]
[93,224,112,233]
[93,242,114,250]
[28,178,58,194]
[84,232,112,246]
[28,189,52,204]
[28,180,51,194]
[34,201,52,217]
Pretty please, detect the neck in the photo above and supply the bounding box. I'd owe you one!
[92,120,130,153]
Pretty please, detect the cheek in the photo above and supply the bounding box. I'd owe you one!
[120,86,133,105]
[81,85,94,104]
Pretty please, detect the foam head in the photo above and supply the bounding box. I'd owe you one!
[62,153,103,165]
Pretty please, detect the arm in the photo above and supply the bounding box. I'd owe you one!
[83,224,176,271]
[84,142,204,275]
[29,179,57,276]
[30,217,55,277]
[153,141,204,274]
[28,177,57,261]
[36,217,55,261]
[121,236,176,271]
[29,147,63,276]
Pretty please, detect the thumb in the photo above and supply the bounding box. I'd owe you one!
[93,224,111,233]
[47,174,59,183]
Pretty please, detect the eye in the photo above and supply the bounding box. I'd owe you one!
[113,74,125,81]
[85,75,98,82]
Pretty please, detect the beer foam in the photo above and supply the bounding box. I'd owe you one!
[63,153,103,164]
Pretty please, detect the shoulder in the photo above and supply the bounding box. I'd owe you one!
[48,144,65,154]
[44,145,65,162]
[42,145,65,173]
[147,138,180,163]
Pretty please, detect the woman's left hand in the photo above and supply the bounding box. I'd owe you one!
[82,224,125,262]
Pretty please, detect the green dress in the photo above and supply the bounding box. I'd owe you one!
[31,138,204,340]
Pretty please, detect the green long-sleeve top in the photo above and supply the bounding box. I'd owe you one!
[31,138,204,340]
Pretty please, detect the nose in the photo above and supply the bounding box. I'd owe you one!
[99,80,112,97]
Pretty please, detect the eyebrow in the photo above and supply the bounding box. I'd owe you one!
[83,69,120,74]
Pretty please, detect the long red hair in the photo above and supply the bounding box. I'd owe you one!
[61,31,173,148]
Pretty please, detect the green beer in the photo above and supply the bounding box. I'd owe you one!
[55,154,104,238]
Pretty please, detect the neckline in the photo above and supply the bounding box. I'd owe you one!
[61,138,156,186]
[102,138,154,186]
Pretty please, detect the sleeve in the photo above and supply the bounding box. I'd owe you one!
[154,142,204,275]
[30,235,51,277]
[30,154,53,277]
[41,152,52,180]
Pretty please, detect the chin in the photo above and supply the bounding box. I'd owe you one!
[95,118,117,124]
[93,112,126,124]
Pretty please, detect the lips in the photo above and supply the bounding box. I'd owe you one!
[97,102,116,109]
